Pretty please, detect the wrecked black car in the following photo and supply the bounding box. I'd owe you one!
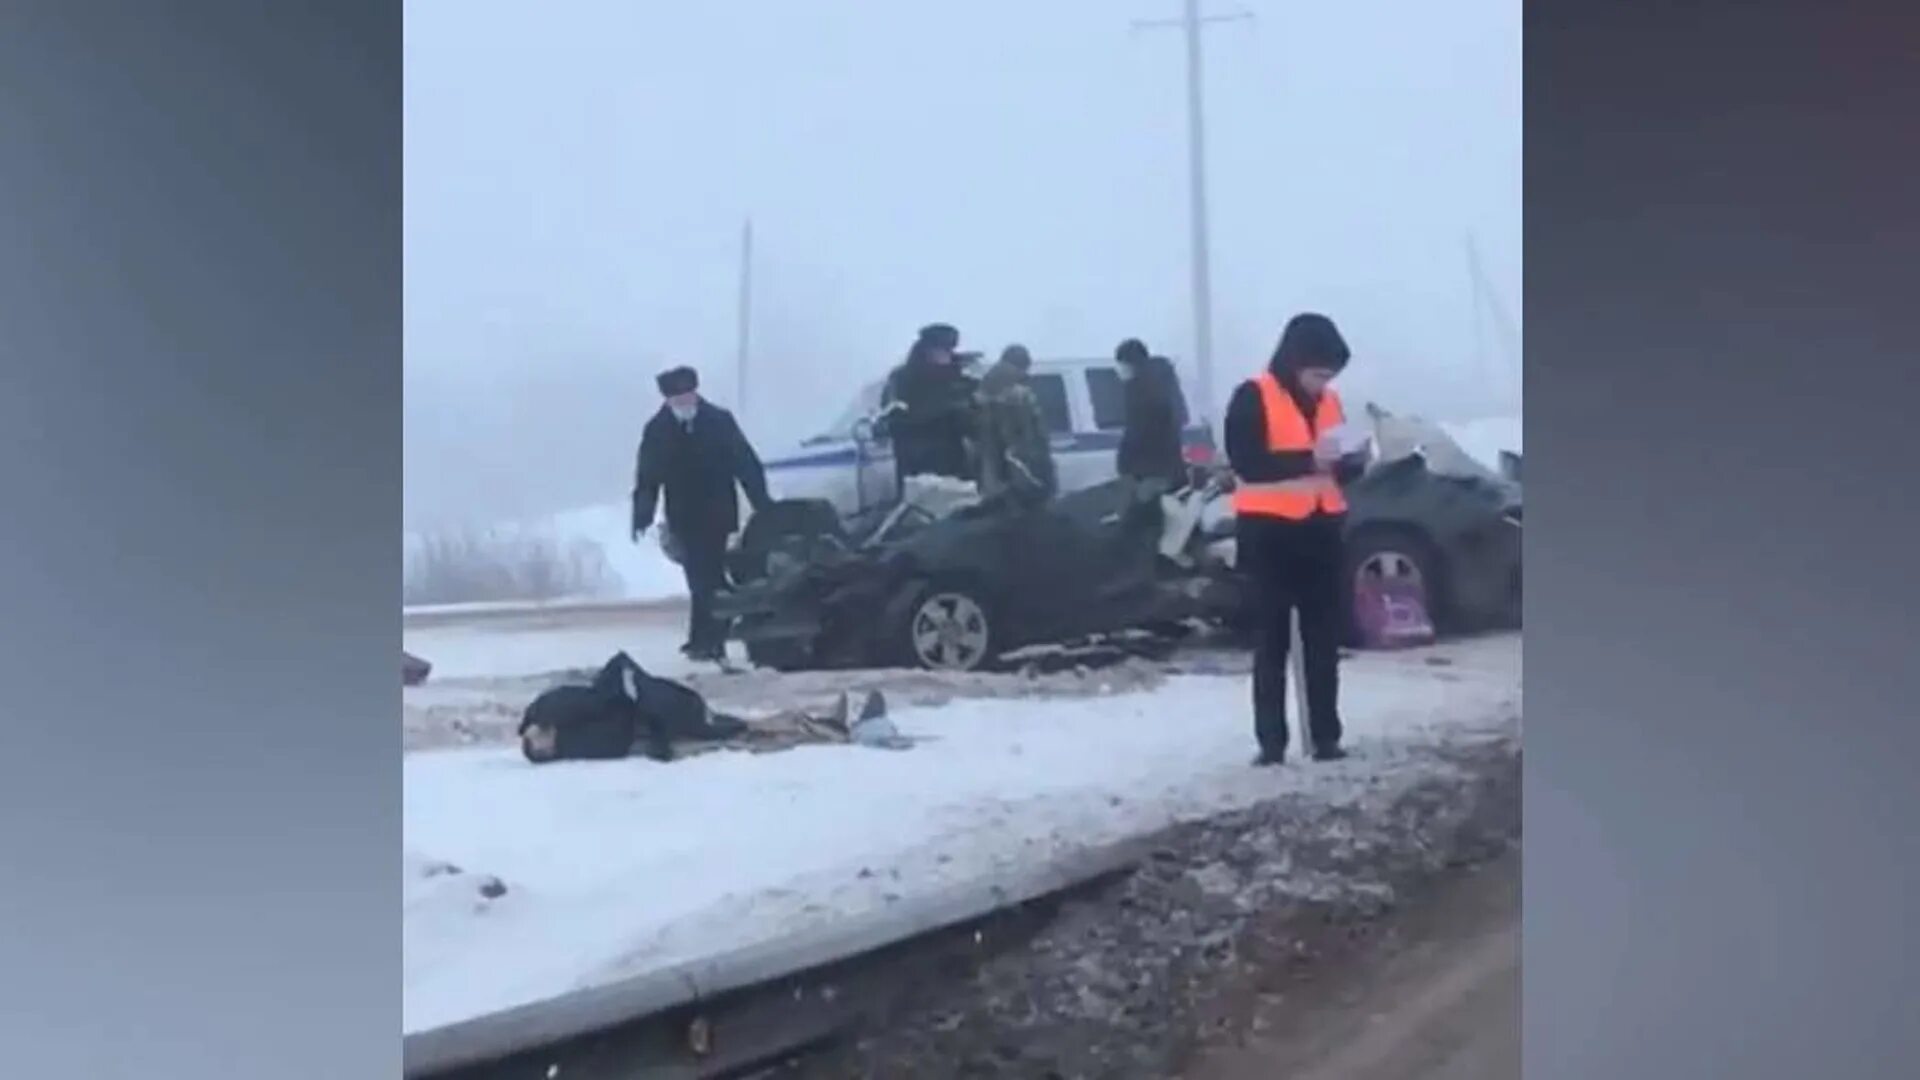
[714,477,1237,673]
[714,449,1521,673]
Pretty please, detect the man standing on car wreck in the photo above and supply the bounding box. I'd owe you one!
[631,365,772,663]
[975,343,1058,501]
[879,323,979,488]
[1114,337,1190,490]
[1225,313,1368,766]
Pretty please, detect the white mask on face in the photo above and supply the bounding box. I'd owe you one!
[1117,364,1137,382]
[670,403,697,423]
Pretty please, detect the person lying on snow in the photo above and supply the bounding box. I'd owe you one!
[518,651,746,764]
[518,651,905,763]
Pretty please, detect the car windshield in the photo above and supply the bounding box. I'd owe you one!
[805,379,887,444]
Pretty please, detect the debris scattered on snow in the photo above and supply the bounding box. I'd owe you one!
[403,637,1520,1032]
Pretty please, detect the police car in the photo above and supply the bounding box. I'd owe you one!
[760,357,1217,517]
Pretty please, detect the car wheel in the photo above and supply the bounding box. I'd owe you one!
[1344,526,1450,635]
[889,582,996,673]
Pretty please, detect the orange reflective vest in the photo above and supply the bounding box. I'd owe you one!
[1231,373,1349,520]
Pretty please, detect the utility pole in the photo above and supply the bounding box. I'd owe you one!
[1133,3,1253,432]
[1466,232,1522,413]
[735,217,754,420]
[1467,233,1491,400]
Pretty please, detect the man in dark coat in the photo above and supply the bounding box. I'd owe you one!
[975,344,1058,501]
[631,366,772,661]
[518,651,750,764]
[1224,314,1369,766]
[519,651,895,763]
[1114,338,1191,489]
[879,323,979,486]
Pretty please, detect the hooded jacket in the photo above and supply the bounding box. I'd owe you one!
[1223,314,1366,515]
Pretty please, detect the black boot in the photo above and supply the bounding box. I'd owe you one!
[1252,749,1286,767]
[1311,745,1349,762]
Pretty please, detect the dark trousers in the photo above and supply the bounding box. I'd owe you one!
[1239,513,1346,757]
[678,528,731,653]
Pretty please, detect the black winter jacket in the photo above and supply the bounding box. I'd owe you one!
[880,359,979,482]
[1118,355,1190,486]
[632,400,771,540]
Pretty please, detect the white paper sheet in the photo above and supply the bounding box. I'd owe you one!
[1318,422,1374,458]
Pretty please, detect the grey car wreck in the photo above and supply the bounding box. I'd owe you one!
[713,447,1521,673]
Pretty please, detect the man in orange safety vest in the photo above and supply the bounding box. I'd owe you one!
[1224,313,1368,766]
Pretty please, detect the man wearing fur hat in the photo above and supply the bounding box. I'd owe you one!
[631,365,772,662]
[879,322,980,485]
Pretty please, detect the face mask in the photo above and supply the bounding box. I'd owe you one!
[1117,365,1136,382]
[670,404,697,422]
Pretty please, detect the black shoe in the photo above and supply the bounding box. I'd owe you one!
[686,644,726,664]
[1252,751,1286,767]
[1311,746,1349,762]
[859,690,888,723]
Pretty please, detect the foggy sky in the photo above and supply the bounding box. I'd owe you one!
[404,0,1521,530]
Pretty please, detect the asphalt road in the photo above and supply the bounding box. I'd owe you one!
[1185,850,1520,1080]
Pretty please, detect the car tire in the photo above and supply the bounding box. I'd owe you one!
[885,581,997,673]
[1344,525,1450,637]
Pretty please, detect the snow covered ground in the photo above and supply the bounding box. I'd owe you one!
[402,635,1521,1034]
[543,501,686,601]
[403,501,686,608]
[401,603,710,683]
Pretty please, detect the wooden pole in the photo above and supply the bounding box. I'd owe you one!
[1290,609,1311,753]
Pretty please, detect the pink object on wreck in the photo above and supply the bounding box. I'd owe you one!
[1352,577,1436,650]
